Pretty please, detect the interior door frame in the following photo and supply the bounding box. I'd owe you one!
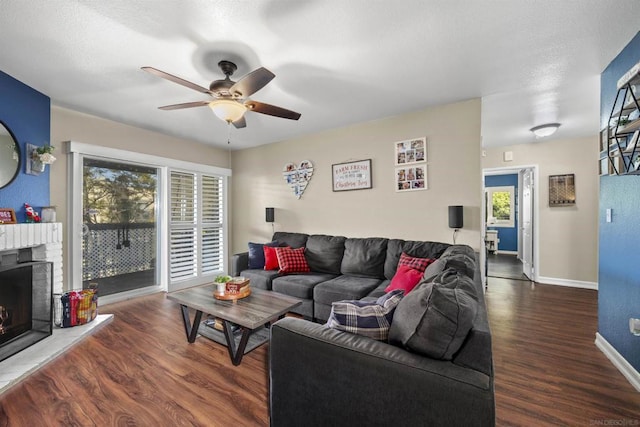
[482,165,539,282]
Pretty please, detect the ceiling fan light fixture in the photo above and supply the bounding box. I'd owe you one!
[530,123,561,138]
[209,99,247,123]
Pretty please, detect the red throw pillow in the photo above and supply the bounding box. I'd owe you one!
[385,265,424,294]
[275,246,310,274]
[398,252,434,273]
[264,245,282,271]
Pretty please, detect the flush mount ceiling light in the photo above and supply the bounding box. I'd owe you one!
[530,123,561,138]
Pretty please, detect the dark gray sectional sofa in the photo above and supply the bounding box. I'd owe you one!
[232,231,495,426]
[232,231,451,321]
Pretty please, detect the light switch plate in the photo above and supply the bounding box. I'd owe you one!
[606,208,612,223]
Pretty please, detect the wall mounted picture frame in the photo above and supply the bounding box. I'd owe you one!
[394,137,426,165]
[548,174,576,206]
[396,165,427,192]
[0,208,17,224]
[332,159,372,192]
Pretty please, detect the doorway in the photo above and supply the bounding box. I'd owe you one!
[483,166,537,282]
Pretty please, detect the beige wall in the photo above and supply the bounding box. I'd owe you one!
[482,136,599,284]
[49,106,229,289]
[231,99,482,254]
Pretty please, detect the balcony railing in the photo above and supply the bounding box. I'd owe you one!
[82,223,155,282]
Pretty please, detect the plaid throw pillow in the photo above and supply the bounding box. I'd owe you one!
[275,246,310,274]
[326,290,404,341]
[398,252,434,273]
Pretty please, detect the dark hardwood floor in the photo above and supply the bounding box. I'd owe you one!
[487,253,529,281]
[1,278,639,426]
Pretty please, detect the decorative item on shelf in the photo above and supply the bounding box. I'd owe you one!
[0,208,17,224]
[282,160,313,199]
[26,143,56,175]
[41,206,57,223]
[24,203,41,223]
[331,159,372,192]
[548,174,576,206]
[530,123,561,138]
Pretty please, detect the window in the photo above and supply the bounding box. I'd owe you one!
[170,170,225,286]
[486,186,515,228]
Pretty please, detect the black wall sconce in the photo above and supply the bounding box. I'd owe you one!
[265,207,275,223]
[448,205,463,243]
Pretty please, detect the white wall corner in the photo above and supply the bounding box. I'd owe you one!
[536,276,598,290]
[595,332,640,392]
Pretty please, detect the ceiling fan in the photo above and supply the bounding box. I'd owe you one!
[141,60,301,128]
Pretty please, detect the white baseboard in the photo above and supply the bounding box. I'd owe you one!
[536,276,598,290]
[595,333,640,392]
[495,250,518,255]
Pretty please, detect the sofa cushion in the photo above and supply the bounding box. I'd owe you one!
[275,247,311,274]
[440,244,476,260]
[389,269,478,360]
[314,275,383,305]
[240,269,281,291]
[385,265,424,294]
[248,241,280,269]
[442,253,476,279]
[384,239,451,279]
[341,237,388,278]
[326,290,404,341]
[272,232,308,249]
[272,273,338,300]
[305,234,346,274]
[264,245,281,270]
[366,279,391,299]
[422,258,446,282]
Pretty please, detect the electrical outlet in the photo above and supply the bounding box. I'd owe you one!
[630,318,640,336]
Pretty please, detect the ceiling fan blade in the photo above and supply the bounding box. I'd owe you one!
[158,101,210,110]
[245,101,301,120]
[142,66,212,95]
[232,116,247,129]
[229,67,275,98]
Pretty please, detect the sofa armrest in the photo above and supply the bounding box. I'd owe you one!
[231,252,249,276]
[270,317,494,427]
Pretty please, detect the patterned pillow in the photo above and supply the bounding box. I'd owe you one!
[398,252,434,272]
[248,241,280,269]
[275,246,310,274]
[326,290,404,341]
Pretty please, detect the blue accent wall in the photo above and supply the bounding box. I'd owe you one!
[599,32,640,372]
[0,70,51,222]
[485,173,518,252]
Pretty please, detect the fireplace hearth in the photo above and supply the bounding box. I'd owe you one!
[0,261,53,362]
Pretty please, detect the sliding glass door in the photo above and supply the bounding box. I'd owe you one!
[81,158,158,296]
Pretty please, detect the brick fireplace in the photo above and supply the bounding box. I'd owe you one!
[0,223,63,294]
[0,223,63,361]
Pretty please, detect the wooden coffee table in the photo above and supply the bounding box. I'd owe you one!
[166,284,301,366]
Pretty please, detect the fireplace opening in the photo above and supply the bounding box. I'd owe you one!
[0,261,53,362]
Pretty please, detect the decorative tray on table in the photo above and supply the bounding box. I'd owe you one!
[213,277,251,301]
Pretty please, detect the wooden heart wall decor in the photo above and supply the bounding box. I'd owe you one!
[282,160,313,199]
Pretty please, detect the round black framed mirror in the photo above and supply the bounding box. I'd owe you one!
[0,121,20,189]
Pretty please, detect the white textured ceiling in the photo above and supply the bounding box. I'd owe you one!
[0,1,638,150]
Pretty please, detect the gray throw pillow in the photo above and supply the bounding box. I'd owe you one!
[389,270,478,360]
